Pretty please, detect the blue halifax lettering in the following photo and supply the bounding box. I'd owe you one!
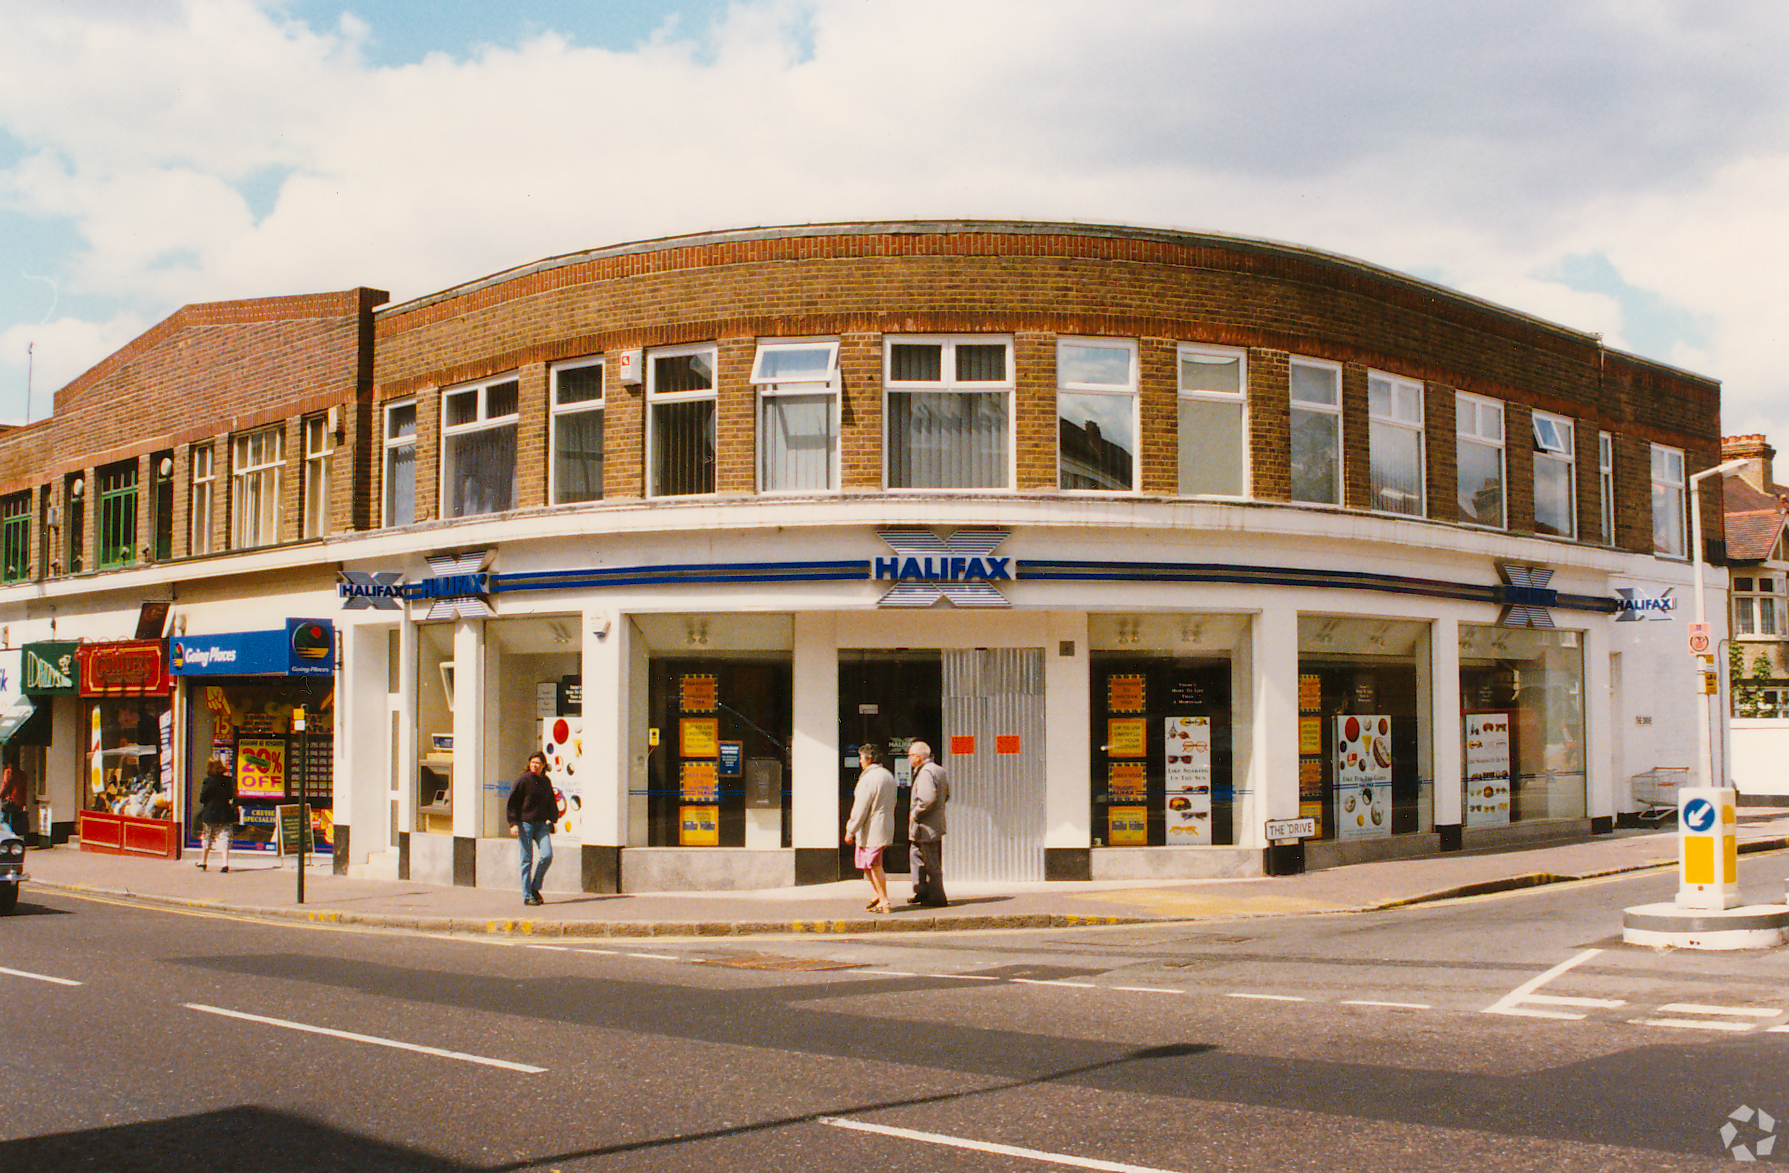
[418,573,486,599]
[874,555,1015,581]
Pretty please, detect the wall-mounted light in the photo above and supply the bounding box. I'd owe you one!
[70,478,83,499]
[686,619,710,647]
[159,457,173,477]
[590,611,611,639]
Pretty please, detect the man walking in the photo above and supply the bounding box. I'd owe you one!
[906,740,949,908]
[506,751,556,906]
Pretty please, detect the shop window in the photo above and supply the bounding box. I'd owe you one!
[884,336,1012,490]
[87,697,171,822]
[150,452,173,561]
[1598,431,1614,544]
[415,623,456,834]
[301,414,334,539]
[190,443,216,555]
[183,678,336,854]
[65,472,84,574]
[1532,413,1575,538]
[231,426,284,549]
[384,400,416,526]
[97,458,138,568]
[754,340,839,493]
[1289,359,1342,505]
[551,359,604,504]
[442,377,518,518]
[1177,345,1246,496]
[1735,577,1780,637]
[1651,443,1686,557]
[1297,616,1431,841]
[484,617,584,839]
[647,656,793,848]
[1057,339,1138,492]
[1459,625,1585,825]
[1368,372,1425,517]
[0,491,29,582]
[1455,393,1504,529]
[649,346,717,497]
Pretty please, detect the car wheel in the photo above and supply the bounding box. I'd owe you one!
[0,885,16,913]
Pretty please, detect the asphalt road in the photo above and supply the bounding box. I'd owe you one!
[3,855,1786,1171]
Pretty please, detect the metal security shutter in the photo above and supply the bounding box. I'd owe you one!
[941,648,1046,883]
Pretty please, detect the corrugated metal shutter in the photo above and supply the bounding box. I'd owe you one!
[941,648,1045,882]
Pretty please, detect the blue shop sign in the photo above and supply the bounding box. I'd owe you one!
[170,619,336,677]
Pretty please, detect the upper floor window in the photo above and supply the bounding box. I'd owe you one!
[649,346,716,497]
[1532,412,1575,538]
[301,414,334,539]
[754,340,839,493]
[65,473,84,574]
[1598,431,1614,545]
[231,427,283,549]
[1735,576,1780,637]
[384,400,416,526]
[97,458,138,568]
[190,443,216,555]
[1178,345,1246,496]
[1289,359,1341,505]
[150,452,173,561]
[1369,372,1425,517]
[1651,443,1686,558]
[885,336,1012,490]
[442,378,518,518]
[551,360,604,504]
[1455,393,1504,528]
[1,492,29,583]
[1058,338,1137,492]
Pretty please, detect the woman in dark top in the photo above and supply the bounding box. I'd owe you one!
[196,758,237,873]
[506,751,557,906]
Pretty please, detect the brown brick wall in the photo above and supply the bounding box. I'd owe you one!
[1250,349,1290,502]
[1138,339,1178,495]
[1014,334,1055,491]
[604,358,642,501]
[1505,402,1535,535]
[715,339,756,496]
[1341,364,1372,510]
[516,363,549,509]
[839,334,882,492]
[1425,384,1458,524]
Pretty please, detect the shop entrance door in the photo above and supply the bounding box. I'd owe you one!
[838,651,942,877]
[942,647,1045,883]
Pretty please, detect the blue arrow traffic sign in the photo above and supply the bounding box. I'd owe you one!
[1683,798,1716,833]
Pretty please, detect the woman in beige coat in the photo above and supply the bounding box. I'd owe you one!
[844,743,898,913]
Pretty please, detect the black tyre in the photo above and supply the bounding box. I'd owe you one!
[0,885,16,913]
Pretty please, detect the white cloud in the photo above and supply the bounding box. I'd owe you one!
[0,312,150,424]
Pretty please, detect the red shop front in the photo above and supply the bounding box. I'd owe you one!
[75,639,179,859]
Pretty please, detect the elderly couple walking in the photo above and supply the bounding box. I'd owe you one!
[844,740,949,913]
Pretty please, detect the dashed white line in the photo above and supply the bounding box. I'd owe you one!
[820,1116,1186,1172]
[0,965,82,986]
[524,944,569,952]
[927,973,998,981]
[574,948,618,955]
[183,1004,547,1072]
[625,952,679,961]
[1658,1003,1783,1018]
[867,970,918,977]
[1227,993,1305,1002]
[1013,979,1098,989]
[1634,1018,1755,1033]
[1340,1000,1430,1010]
[1525,994,1626,1008]
[1110,986,1184,995]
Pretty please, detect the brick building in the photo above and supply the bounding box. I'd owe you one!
[0,221,1727,889]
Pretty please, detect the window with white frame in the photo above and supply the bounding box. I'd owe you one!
[1177,346,1246,496]
[551,359,604,504]
[1598,431,1614,545]
[754,340,839,492]
[230,426,284,549]
[1058,338,1137,492]
[884,336,1012,489]
[301,414,333,539]
[649,345,716,496]
[384,400,416,526]
[1455,393,1504,528]
[1369,372,1425,516]
[1651,443,1686,557]
[190,443,215,555]
[441,377,518,518]
[1734,575,1781,637]
[1532,411,1575,538]
[1289,359,1341,505]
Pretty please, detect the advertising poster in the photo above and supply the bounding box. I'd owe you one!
[541,715,585,839]
[1299,756,1324,823]
[1299,673,1322,711]
[1106,718,1147,758]
[1164,716,1211,843]
[1465,712,1512,828]
[1107,674,1146,714]
[236,737,288,799]
[1107,805,1147,846]
[1299,716,1322,754]
[680,760,718,803]
[1108,761,1146,800]
[680,673,717,713]
[1333,715,1391,840]
[679,804,719,846]
[679,717,719,758]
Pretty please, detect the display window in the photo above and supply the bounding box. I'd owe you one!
[484,616,583,839]
[646,658,791,848]
[414,623,455,834]
[1297,616,1431,841]
[86,697,172,821]
[1458,625,1585,824]
[183,679,335,850]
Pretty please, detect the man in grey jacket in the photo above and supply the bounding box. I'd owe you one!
[906,740,949,907]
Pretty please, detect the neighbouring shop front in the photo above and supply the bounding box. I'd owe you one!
[22,641,78,844]
[172,619,337,853]
[76,638,177,858]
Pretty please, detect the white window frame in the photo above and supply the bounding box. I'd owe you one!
[1368,371,1426,517]
[1598,431,1614,545]
[190,442,215,555]
[1531,410,1575,539]
[1288,357,1343,506]
[383,398,417,528]
[752,339,840,494]
[1057,336,1139,494]
[550,357,605,505]
[647,343,719,498]
[230,426,284,550]
[1455,392,1505,530]
[1734,575,1781,637]
[301,414,333,540]
[440,375,520,519]
[1176,344,1249,497]
[882,334,1015,491]
[1651,443,1686,558]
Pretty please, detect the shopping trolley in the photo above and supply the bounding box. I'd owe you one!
[1630,766,1690,822]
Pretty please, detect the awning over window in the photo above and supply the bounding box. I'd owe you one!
[0,697,36,745]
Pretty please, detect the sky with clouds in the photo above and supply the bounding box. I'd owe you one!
[2,0,1786,448]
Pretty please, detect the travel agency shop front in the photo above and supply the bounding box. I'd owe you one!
[332,498,1697,895]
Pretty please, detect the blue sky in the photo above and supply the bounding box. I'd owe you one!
[2,0,1786,441]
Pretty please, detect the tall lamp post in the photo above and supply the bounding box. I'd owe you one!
[1690,458,1748,791]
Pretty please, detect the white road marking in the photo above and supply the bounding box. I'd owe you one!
[927,973,998,981]
[820,1116,1188,1172]
[1658,1003,1783,1017]
[1524,994,1626,1008]
[1483,948,1603,1019]
[0,965,82,987]
[1768,1025,1789,1033]
[625,953,679,961]
[1111,986,1184,995]
[183,1004,547,1073]
[575,948,618,955]
[1633,1017,1755,1033]
[1227,993,1305,1002]
[865,970,917,977]
[524,944,569,952]
[1340,1000,1430,1010]
[1013,979,1098,989]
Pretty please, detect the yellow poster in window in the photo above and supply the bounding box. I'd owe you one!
[1108,761,1147,799]
[680,760,718,803]
[1299,673,1321,712]
[679,717,719,758]
[1108,805,1147,846]
[680,673,717,713]
[1106,718,1147,758]
[1299,716,1322,754]
[679,805,719,846]
[1106,673,1147,714]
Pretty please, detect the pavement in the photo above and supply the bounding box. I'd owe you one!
[20,811,1789,939]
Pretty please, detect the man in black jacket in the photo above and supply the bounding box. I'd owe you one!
[506,752,556,906]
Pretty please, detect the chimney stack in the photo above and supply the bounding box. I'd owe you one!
[1722,434,1776,495]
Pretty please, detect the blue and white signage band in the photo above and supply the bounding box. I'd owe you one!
[1613,586,1677,622]
[417,552,493,619]
[339,571,405,610]
[873,528,1013,608]
[1496,564,1557,629]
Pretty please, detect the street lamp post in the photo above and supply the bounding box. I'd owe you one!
[1690,458,1748,791]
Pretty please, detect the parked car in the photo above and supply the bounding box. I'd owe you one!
[0,824,25,913]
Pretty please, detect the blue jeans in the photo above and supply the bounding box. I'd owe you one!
[517,822,553,900]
